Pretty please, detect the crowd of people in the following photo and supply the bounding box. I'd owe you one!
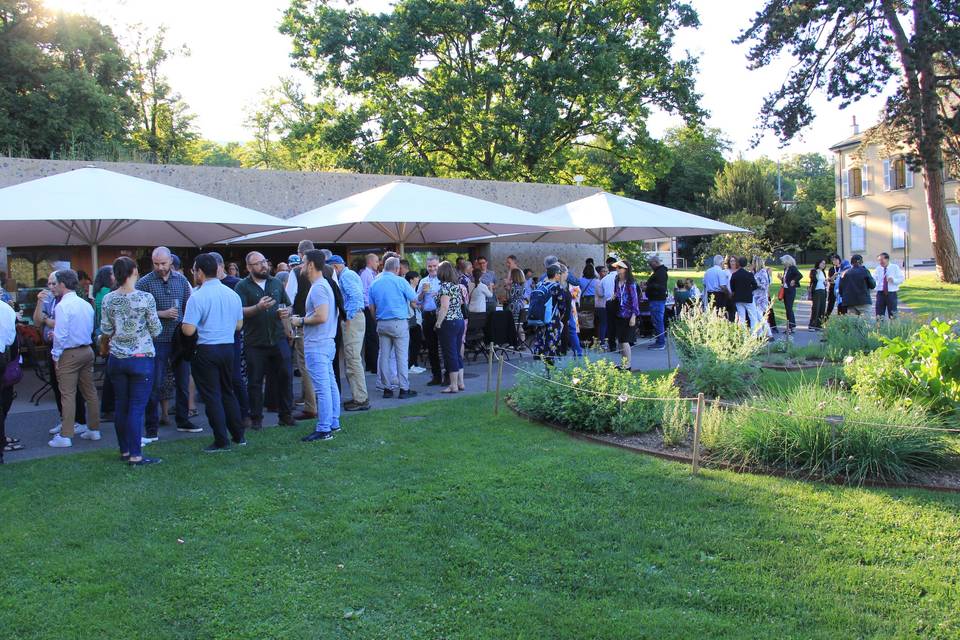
[0,244,907,464]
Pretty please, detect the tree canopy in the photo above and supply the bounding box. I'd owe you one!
[279,0,704,183]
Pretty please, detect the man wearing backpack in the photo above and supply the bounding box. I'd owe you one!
[530,264,567,367]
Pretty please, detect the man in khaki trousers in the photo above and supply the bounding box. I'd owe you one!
[48,269,100,448]
[328,256,369,410]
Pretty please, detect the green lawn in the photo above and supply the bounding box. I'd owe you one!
[900,272,960,319]
[2,394,959,638]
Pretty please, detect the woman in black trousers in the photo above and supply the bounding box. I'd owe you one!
[779,254,803,333]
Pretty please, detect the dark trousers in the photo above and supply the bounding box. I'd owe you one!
[100,373,115,415]
[145,341,189,437]
[707,291,728,318]
[605,299,619,352]
[422,311,442,379]
[783,287,797,330]
[826,289,837,317]
[596,307,608,346]
[810,289,827,328]
[438,319,465,373]
[875,291,898,318]
[49,350,86,425]
[363,307,378,373]
[232,333,250,419]
[409,323,423,367]
[0,348,12,463]
[245,341,293,421]
[192,344,244,448]
[108,355,153,459]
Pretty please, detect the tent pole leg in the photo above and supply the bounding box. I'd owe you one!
[398,241,405,256]
[91,244,99,273]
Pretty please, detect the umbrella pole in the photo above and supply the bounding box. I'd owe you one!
[398,241,405,256]
[91,243,99,274]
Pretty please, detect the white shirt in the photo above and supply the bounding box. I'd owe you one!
[814,269,827,290]
[0,300,15,349]
[597,271,617,303]
[285,266,300,302]
[703,265,729,293]
[51,291,94,361]
[873,262,905,292]
[469,282,492,313]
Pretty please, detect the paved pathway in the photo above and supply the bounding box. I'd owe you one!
[2,301,819,464]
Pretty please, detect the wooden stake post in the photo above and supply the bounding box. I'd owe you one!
[486,341,494,392]
[691,393,704,475]
[494,348,505,415]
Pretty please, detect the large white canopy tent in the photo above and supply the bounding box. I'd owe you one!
[459,191,750,257]
[0,167,297,269]
[224,180,577,253]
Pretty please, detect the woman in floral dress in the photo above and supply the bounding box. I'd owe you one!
[532,264,567,366]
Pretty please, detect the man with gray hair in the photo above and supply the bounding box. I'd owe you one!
[137,246,196,440]
[285,239,319,419]
[702,254,730,314]
[368,256,418,399]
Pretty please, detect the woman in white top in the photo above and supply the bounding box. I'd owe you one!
[468,271,492,313]
[808,258,828,330]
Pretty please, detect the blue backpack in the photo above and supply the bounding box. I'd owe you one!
[527,282,558,327]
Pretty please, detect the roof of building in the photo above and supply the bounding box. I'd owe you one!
[828,132,865,152]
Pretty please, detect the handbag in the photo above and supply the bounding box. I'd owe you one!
[1,339,22,389]
[96,332,111,358]
[777,287,785,301]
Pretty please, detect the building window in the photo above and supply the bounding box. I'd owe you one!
[884,157,914,191]
[850,215,866,252]
[842,165,867,197]
[891,211,908,250]
[948,205,960,252]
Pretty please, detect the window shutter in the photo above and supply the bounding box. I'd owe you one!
[842,169,850,198]
[905,166,914,189]
[948,206,960,252]
[883,159,891,191]
[861,165,869,195]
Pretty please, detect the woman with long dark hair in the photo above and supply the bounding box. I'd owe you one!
[100,256,163,465]
[808,258,828,330]
[612,259,639,369]
[508,268,526,345]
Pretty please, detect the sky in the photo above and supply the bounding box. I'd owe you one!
[45,0,892,160]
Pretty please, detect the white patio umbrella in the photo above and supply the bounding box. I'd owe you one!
[224,180,576,253]
[459,191,750,256]
[0,167,298,268]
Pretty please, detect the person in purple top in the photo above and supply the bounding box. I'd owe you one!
[611,259,640,370]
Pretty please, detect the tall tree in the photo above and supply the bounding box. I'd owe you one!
[0,1,134,157]
[128,26,197,164]
[738,0,960,282]
[280,0,703,182]
[640,125,729,213]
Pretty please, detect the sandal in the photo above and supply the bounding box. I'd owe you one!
[440,389,459,394]
[4,442,25,452]
[5,436,19,444]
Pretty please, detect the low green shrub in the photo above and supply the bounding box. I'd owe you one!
[846,319,960,414]
[508,359,679,434]
[823,315,923,360]
[661,397,692,447]
[670,304,766,398]
[704,385,951,485]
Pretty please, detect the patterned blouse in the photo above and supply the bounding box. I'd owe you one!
[100,289,162,359]
[435,281,465,321]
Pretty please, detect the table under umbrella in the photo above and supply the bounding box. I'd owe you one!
[0,167,298,268]
[223,180,576,253]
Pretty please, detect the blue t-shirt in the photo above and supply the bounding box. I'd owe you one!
[304,278,338,347]
[368,272,416,321]
[182,279,243,345]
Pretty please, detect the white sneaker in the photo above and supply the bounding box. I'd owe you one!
[141,436,158,446]
[79,430,101,441]
[74,423,89,435]
[49,422,62,434]
[48,434,72,448]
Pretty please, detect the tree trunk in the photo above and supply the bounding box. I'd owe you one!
[921,157,960,282]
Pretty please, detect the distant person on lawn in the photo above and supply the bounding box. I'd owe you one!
[873,252,904,319]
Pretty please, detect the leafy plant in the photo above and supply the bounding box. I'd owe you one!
[508,359,679,435]
[670,304,766,398]
[704,385,951,485]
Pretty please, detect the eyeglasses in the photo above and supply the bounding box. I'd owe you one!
[247,260,268,267]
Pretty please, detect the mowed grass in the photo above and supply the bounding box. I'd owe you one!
[2,394,960,639]
[899,272,960,319]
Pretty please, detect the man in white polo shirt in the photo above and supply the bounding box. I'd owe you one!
[873,252,905,319]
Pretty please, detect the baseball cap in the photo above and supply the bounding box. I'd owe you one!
[288,254,302,266]
[326,255,345,265]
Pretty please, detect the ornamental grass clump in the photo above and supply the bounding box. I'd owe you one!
[670,304,766,398]
[823,315,923,360]
[704,385,951,485]
[508,359,680,434]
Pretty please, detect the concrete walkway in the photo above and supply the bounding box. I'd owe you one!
[2,301,820,464]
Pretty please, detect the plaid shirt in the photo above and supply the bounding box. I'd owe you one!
[135,270,192,343]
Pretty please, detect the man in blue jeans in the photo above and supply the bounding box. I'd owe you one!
[181,253,246,453]
[645,256,669,351]
[291,250,340,442]
[136,246,198,441]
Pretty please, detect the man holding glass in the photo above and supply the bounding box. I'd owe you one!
[235,251,295,429]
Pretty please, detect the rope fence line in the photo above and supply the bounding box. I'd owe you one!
[488,345,960,435]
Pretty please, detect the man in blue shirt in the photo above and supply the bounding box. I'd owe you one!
[328,255,369,411]
[209,251,250,424]
[136,246,196,440]
[182,253,245,453]
[291,250,340,441]
[415,256,444,386]
[368,256,418,399]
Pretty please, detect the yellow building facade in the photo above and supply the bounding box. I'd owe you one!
[830,132,960,268]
